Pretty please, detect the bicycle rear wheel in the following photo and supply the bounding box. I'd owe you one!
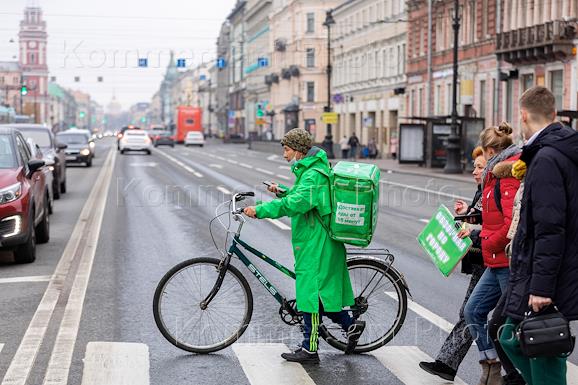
[321,257,408,353]
[153,257,253,353]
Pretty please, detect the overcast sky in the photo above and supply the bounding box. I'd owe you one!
[0,0,236,110]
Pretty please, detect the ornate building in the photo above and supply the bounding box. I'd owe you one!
[19,5,49,124]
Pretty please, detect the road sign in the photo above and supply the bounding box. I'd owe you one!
[258,57,269,68]
[217,58,226,69]
[138,58,148,68]
[256,118,267,125]
[417,205,472,277]
[176,59,186,68]
[321,112,338,124]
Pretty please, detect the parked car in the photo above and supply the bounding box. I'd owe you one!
[25,137,55,215]
[57,131,94,167]
[184,131,205,147]
[119,130,152,154]
[0,128,50,263]
[153,131,175,148]
[117,125,141,150]
[5,124,68,200]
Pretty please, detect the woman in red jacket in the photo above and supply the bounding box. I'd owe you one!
[462,122,521,385]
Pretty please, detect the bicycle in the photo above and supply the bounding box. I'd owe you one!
[153,191,410,354]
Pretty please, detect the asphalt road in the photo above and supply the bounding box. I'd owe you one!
[0,138,576,385]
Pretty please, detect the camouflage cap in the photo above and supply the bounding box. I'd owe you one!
[280,128,312,154]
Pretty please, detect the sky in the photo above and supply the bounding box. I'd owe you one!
[0,0,236,110]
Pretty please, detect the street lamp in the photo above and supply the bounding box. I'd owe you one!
[322,9,336,159]
[444,0,463,174]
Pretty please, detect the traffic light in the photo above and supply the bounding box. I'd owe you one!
[79,111,86,119]
[140,117,147,123]
[20,85,28,96]
[256,103,264,118]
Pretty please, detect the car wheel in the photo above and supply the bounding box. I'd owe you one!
[171,144,175,148]
[200,144,204,147]
[53,178,61,200]
[146,150,152,155]
[36,196,50,244]
[120,149,125,155]
[14,215,36,264]
[86,159,93,167]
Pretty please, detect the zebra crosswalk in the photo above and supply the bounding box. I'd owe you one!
[1,340,577,384]
[75,342,468,385]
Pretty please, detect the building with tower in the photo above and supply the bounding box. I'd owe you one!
[19,3,49,124]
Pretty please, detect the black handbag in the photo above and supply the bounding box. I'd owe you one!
[517,305,575,358]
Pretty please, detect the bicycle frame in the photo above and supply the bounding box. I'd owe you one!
[229,235,294,306]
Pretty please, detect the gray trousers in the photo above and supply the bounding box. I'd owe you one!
[435,265,485,370]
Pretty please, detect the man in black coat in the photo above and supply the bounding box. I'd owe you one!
[499,86,578,385]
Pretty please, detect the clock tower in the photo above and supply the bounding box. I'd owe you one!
[19,4,48,123]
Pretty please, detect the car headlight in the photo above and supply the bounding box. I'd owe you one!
[80,148,90,156]
[89,142,96,149]
[49,166,55,171]
[0,182,22,205]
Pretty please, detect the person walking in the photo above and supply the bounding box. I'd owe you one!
[461,122,521,385]
[499,86,578,385]
[243,128,366,364]
[368,138,378,159]
[419,147,487,381]
[348,133,359,160]
[339,135,350,159]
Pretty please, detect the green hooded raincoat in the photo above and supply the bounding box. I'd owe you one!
[255,147,355,313]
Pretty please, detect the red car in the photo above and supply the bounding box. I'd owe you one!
[0,128,50,263]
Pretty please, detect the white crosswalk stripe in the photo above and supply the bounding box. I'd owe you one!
[0,343,4,354]
[80,342,149,385]
[371,346,467,385]
[232,343,316,385]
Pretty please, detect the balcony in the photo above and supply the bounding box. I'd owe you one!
[497,20,577,64]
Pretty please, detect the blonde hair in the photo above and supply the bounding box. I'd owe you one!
[472,146,483,159]
[480,122,513,151]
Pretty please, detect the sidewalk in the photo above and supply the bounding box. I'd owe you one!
[352,157,472,183]
[248,140,472,183]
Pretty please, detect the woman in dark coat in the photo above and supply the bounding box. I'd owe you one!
[419,147,486,381]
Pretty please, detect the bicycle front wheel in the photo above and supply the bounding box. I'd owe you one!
[153,257,253,354]
[321,257,408,353]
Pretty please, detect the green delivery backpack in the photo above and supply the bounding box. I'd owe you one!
[316,161,381,247]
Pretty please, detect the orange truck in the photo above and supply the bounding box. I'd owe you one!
[175,106,202,143]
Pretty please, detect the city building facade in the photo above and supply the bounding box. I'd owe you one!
[216,21,232,137]
[332,0,408,157]
[19,5,49,124]
[244,0,273,139]
[268,0,341,143]
[228,1,247,139]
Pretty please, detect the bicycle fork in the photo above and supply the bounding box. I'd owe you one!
[199,252,233,310]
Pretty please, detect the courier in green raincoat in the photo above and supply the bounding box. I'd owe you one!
[244,128,365,363]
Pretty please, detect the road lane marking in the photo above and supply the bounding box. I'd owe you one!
[155,150,203,178]
[129,162,157,168]
[278,166,291,171]
[42,149,117,385]
[276,174,290,181]
[256,168,274,176]
[227,159,239,165]
[0,275,51,284]
[380,180,470,201]
[233,344,315,385]
[1,149,116,385]
[209,164,223,169]
[266,219,291,231]
[215,156,226,161]
[372,346,467,385]
[81,342,149,385]
[267,155,279,161]
[0,344,4,355]
[385,292,454,334]
[217,187,232,195]
[240,163,253,169]
[419,219,430,224]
